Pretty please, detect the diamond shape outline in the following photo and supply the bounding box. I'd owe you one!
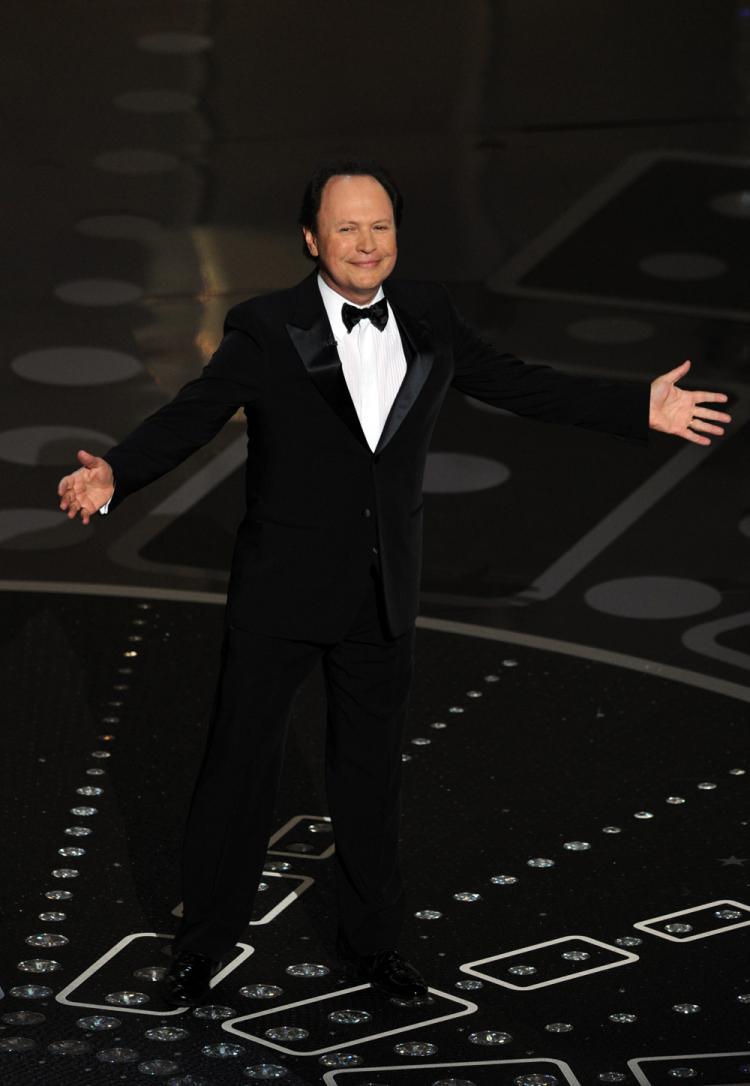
[222,983,476,1056]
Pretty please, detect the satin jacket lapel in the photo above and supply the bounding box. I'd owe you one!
[375,289,435,454]
[285,274,435,455]
[285,277,369,448]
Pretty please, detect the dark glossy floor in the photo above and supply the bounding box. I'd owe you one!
[2,3,750,1084]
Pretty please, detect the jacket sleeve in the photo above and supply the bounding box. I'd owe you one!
[446,290,650,444]
[102,321,264,511]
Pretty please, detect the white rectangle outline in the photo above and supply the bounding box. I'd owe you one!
[459,934,638,991]
[222,983,477,1056]
[627,1050,750,1086]
[267,813,335,861]
[487,149,750,323]
[55,932,253,1016]
[171,869,314,926]
[633,899,750,942]
[322,1057,582,1086]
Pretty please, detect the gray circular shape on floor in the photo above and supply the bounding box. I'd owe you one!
[567,317,655,344]
[136,32,213,54]
[12,347,142,386]
[0,510,92,550]
[739,514,750,539]
[75,215,162,241]
[0,425,116,464]
[638,252,727,281]
[95,149,180,175]
[585,576,721,619]
[709,191,750,219]
[54,280,143,306]
[0,426,115,466]
[113,90,197,114]
[423,452,510,494]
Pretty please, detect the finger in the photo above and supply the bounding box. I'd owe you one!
[57,474,72,497]
[662,359,691,382]
[692,391,729,405]
[692,407,732,423]
[680,428,711,446]
[76,448,97,468]
[689,418,724,436]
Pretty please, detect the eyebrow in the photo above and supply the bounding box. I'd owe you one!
[334,218,392,226]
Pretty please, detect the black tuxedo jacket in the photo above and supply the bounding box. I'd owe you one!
[104,271,649,640]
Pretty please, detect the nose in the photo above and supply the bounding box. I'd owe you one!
[357,230,376,253]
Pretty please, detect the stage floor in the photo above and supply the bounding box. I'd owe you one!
[1,588,748,1085]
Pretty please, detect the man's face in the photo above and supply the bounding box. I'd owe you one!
[303,174,398,303]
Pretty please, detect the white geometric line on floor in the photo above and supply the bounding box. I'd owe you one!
[516,379,749,604]
[682,610,750,673]
[632,899,750,943]
[171,870,315,925]
[322,1058,582,1085]
[106,434,246,578]
[222,984,477,1057]
[417,615,750,704]
[55,933,253,1016]
[488,148,750,323]
[2,580,749,702]
[627,1051,750,1086]
[459,934,638,991]
[267,814,335,860]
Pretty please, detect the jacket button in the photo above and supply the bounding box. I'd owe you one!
[362,507,372,518]
[371,546,379,556]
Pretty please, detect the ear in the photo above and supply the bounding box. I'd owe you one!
[302,227,318,258]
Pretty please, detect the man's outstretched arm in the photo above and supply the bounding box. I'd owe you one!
[57,321,265,524]
[446,291,731,444]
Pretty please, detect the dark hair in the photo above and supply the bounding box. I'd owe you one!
[298,158,403,261]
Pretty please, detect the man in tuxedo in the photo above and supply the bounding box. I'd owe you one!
[57,159,731,1005]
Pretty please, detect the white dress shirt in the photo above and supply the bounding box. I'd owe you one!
[100,274,406,514]
[317,274,407,452]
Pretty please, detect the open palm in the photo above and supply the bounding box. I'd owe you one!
[649,360,731,446]
[57,449,114,525]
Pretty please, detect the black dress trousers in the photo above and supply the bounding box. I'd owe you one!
[173,562,415,960]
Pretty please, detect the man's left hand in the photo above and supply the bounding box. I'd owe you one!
[649,359,731,445]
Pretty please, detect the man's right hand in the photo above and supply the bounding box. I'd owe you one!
[58,449,115,525]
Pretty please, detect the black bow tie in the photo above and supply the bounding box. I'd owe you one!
[341,297,389,333]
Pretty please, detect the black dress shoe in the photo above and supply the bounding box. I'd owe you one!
[161,951,221,1007]
[351,948,428,999]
